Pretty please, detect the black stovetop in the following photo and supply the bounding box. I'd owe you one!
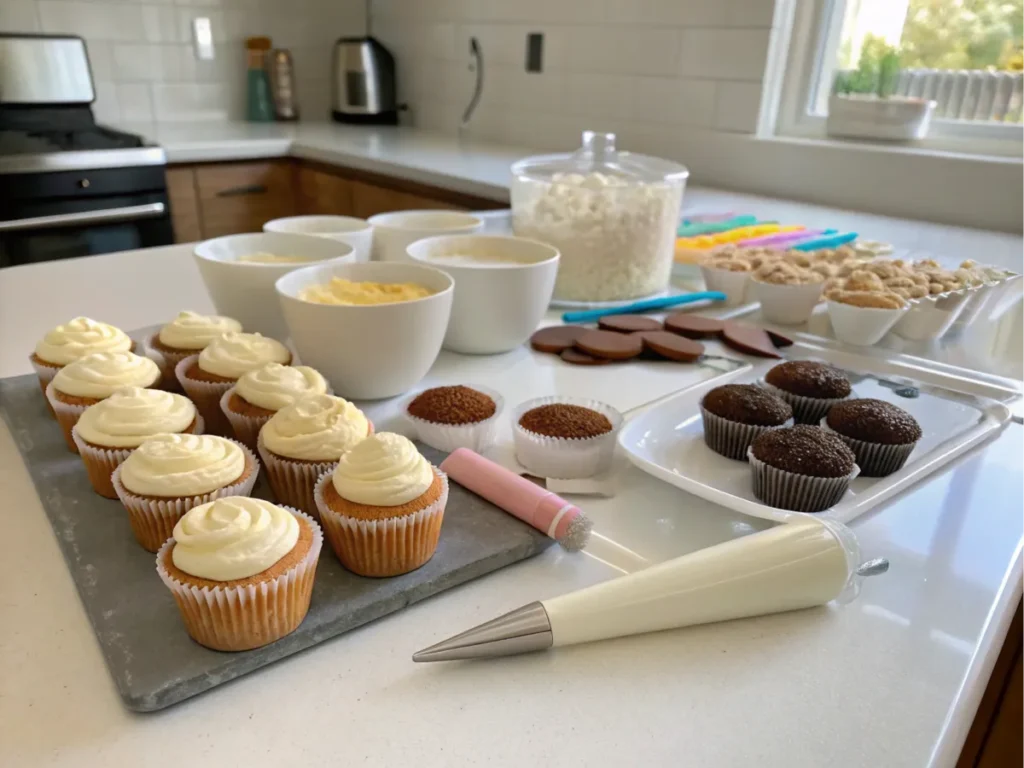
[0,106,145,155]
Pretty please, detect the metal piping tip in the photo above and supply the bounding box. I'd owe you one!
[412,601,554,662]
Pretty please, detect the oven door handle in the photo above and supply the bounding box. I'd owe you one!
[0,203,167,232]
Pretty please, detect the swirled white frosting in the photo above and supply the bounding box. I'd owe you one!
[34,317,132,366]
[331,432,433,507]
[197,332,290,379]
[235,363,328,411]
[120,434,246,497]
[171,497,299,581]
[51,351,160,398]
[260,394,369,461]
[75,386,196,448]
[158,311,242,350]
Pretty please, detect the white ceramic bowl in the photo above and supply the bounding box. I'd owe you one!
[275,261,454,399]
[193,232,356,340]
[750,279,824,325]
[368,210,484,263]
[826,299,907,346]
[263,215,373,262]
[406,234,560,354]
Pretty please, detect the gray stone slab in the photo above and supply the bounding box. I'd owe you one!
[0,373,551,713]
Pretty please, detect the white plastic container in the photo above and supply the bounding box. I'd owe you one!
[827,299,907,346]
[511,131,688,303]
[750,279,824,325]
[700,265,751,307]
[827,94,936,141]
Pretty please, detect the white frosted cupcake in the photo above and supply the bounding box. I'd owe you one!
[30,317,133,415]
[146,311,242,390]
[257,393,372,520]
[46,351,161,453]
[112,434,259,552]
[175,332,291,435]
[314,432,447,577]
[71,387,202,499]
[156,497,322,651]
[220,363,331,449]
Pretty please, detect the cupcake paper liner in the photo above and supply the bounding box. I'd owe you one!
[155,508,323,652]
[820,418,917,477]
[403,385,505,454]
[218,384,336,451]
[29,356,61,418]
[314,468,447,578]
[512,396,623,480]
[700,406,792,461]
[72,414,205,499]
[748,448,859,513]
[759,380,851,425]
[175,354,233,436]
[144,332,192,392]
[112,440,260,552]
[258,433,338,521]
[45,381,95,453]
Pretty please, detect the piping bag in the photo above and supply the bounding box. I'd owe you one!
[413,517,887,662]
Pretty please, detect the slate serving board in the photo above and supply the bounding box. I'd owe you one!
[0,373,552,712]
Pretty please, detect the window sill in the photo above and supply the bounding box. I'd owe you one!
[760,134,1023,166]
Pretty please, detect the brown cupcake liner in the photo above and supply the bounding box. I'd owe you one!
[111,440,260,552]
[820,419,917,477]
[144,332,193,392]
[700,406,792,461]
[759,380,851,425]
[218,384,337,451]
[155,508,323,652]
[45,380,93,453]
[257,432,337,521]
[748,448,859,512]
[313,468,447,578]
[29,356,61,418]
[72,414,206,499]
[175,354,233,436]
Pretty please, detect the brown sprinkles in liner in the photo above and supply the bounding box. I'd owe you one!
[702,384,792,426]
[826,398,922,445]
[751,425,855,478]
[408,385,497,426]
[765,361,852,399]
[519,404,612,439]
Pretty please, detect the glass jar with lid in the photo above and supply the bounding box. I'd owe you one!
[510,131,688,303]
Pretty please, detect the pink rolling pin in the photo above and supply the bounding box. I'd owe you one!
[440,448,593,552]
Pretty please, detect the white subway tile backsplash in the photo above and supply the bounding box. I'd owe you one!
[0,0,39,32]
[142,5,182,44]
[92,81,120,123]
[39,1,144,42]
[715,80,763,132]
[633,76,717,127]
[568,26,680,77]
[678,28,770,80]
[116,83,154,122]
[152,82,230,121]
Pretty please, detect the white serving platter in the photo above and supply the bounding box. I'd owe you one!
[618,339,1014,525]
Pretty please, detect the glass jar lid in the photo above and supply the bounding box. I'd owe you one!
[511,131,689,185]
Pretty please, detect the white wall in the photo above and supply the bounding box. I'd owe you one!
[0,0,365,134]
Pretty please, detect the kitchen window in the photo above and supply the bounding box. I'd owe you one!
[771,0,1024,156]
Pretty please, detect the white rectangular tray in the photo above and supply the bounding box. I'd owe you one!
[618,340,1014,524]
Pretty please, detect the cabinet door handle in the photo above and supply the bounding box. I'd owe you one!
[215,184,268,197]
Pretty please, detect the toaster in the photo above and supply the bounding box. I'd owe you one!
[331,36,398,125]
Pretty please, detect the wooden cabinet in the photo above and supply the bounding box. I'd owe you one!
[295,167,355,216]
[165,168,202,243]
[349,179,461,219]
[194,161,296,238]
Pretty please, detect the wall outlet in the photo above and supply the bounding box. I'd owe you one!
[526,33,543,73]
[193,17,215,61]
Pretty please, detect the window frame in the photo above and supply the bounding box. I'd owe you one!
[769,0,1024,158]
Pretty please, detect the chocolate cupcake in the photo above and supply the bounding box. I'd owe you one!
[749,425,858,512]
[762,361,852,424]
[512,396,623,479]
[699,384,792,461]
[824,398,921,477]
[405,384,503,453]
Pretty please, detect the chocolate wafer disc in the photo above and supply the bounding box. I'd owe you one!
[530,325,588,354]
[597,314,663,333]
[765,330,794,348]
[574,329,643,360]
[722,323,783,359]
[635,331,704,362]
[663,314,725,339]
[560,348,612,365]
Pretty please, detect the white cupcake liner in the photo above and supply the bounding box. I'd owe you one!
[144,331,194,392]
[218,383,336,451]
[759,379,851,425]
[45,380,97,453]
[71,414,205,499]
[313,468,448,577]
[30,356,61,418]
[512,396,623,480]
[112,440,260,552]
[820,418,917,478]
[175,354,234,436]
[700,265,751,307]
[257,432,338,521]
[748,447,859,512]
[155,508,323,652]
[700,406,792,461]
[403,384,504,454]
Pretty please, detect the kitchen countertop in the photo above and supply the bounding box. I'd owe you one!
[1,241,1022,767]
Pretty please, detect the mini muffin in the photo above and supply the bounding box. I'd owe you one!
[824,398,922,477]
[46,351,161,452]
[175,331,291,435]
[700,384,793,461]
[257,393,371,519]
[405,384,503,453]
[145,311,242,390]
[72,387,201,498]
[221,363,330,449]
[30,317,133,415]
[749,425,858,512]
[512,396,623,479]
[112,433,259,552]
[156,497,322,651]
[762,361,852,424]
[314,432,447,577]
